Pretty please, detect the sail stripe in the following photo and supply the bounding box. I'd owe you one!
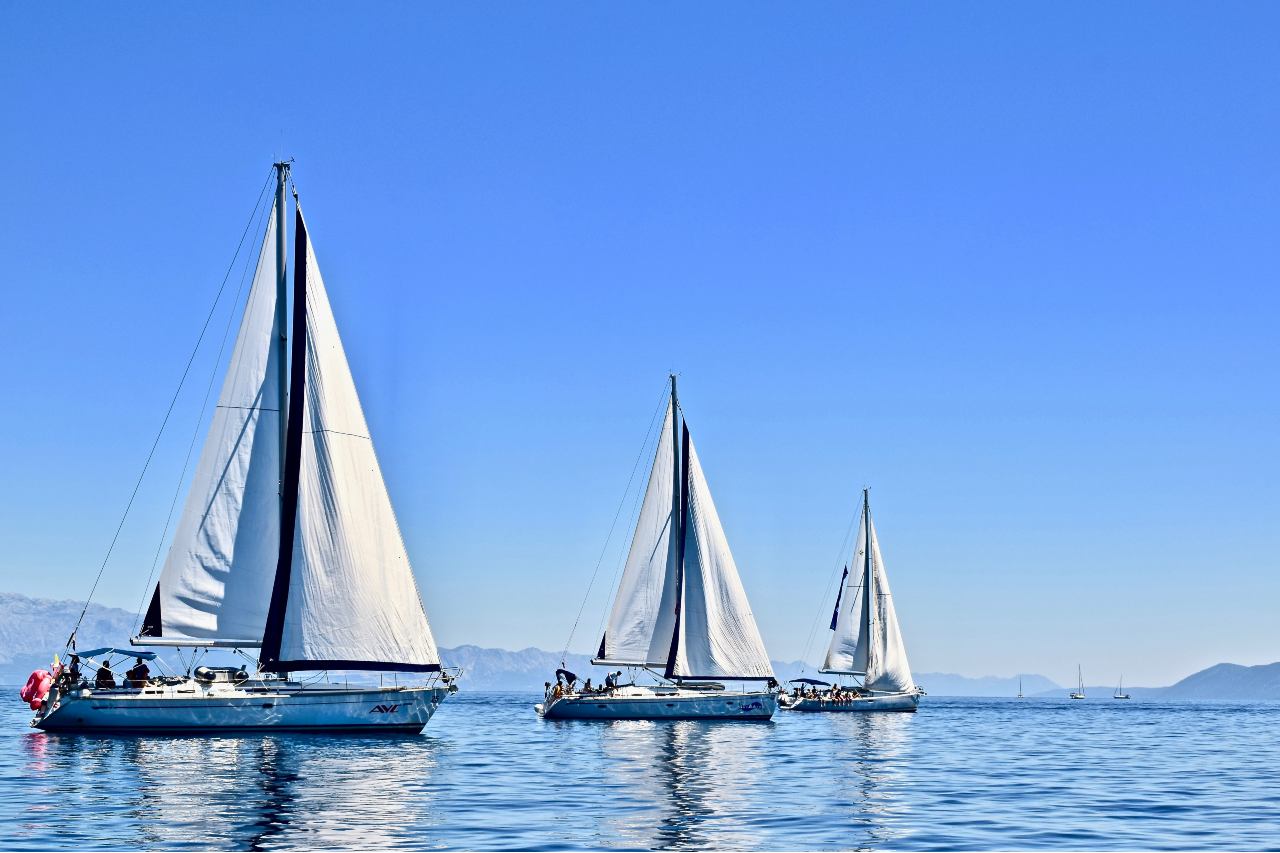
[258,204,309,670]
[828,565,848,631]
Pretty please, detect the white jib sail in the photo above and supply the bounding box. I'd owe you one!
[668,437,774,680]
[822,519,870,675]
[598,402,679,666]
[864,517,914,692]
[151,206,281,641]
[277,223,440,668]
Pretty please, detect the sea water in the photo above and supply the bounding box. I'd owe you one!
[2,692,1278,850]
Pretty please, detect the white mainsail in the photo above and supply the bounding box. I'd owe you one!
[822,499,915,693]
[270,213,440,670]
[596,402,679,667]
[144,205,282,642]
[667,435,774,680]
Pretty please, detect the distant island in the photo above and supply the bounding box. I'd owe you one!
[2,592,1276,699]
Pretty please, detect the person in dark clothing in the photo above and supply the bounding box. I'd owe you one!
[125,658,151,689]
[65,655,81,685]
[94,661,116,689]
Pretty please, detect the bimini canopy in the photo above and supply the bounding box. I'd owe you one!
[76,648,158,661]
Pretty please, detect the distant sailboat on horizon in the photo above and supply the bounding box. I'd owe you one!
[1070,665,1086,700]
[1017,677,1024,699]
[1114,675,1131,700]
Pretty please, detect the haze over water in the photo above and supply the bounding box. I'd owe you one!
[4,692,1277,850]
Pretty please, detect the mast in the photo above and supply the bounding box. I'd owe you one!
[273,161,290,497]
[663,373,685,679]
[861,488,876,683]
[670,374,680,556]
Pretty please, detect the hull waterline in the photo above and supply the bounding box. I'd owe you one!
[34,683,449,734]
[779,691,919,712]
[537,688,776,721]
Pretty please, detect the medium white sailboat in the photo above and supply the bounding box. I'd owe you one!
[537,377,778,720]
[1070,665,1086,700]
[780,489,923,712]
[1114,675,1130,700]
[31,163,454,733]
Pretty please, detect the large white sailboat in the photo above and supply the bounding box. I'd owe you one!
[31,163,454,733]
[537,377,778,720]
[781,490,922,712]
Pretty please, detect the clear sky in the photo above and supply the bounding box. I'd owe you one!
[1,4,1276,687]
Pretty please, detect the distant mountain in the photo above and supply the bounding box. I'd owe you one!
[1161,662,1280,701]
[0,592,138,681]
[3,593,1278,700]
[914,672,1059,697]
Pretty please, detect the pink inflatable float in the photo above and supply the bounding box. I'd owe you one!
[20,670,53,711]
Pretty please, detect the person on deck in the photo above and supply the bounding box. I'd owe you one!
[126,658,150,689]
[65,655,81,687]
[94,661,116,689]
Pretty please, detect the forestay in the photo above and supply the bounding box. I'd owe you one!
[596,403,679,667]
[141,205,282,642]
[263,210,440,671]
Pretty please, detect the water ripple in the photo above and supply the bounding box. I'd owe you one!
[3,694,1280,849]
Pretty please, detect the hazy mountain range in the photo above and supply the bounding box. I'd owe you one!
[1,593,1276,699]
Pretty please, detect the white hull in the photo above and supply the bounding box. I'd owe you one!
[779,691,919,713]
[537,686,776,720]
[34,680,448,734]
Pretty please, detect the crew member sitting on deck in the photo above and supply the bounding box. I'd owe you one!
[94,661,116,689]
[125,658,151,689]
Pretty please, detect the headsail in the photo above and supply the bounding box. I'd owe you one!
[822,520,870,675]
[665,425,774,681]
[595,401,679,667]
[140,203,282,643]
[259,207,440,672]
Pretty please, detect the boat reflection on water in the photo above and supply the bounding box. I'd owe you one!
[828,711,914,848]
[594,718,773,850]
[22,731,443,849]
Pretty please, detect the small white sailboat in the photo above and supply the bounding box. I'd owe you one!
[31,163,454,733]
[780,489,923,713]
[1114,675,1131,700]
[1017,677,1024,699]
[1070,665,1086,700]
[537,377,778,720]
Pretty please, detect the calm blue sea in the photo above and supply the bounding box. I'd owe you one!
[2,692,1278,850]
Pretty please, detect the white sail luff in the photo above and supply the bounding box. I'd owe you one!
[277,222,440,668]
[598,403,679,667]
[669,437,774,680]
[152,206,282,641]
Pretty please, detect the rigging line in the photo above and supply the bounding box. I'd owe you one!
[131,181,275,633]
[559,381,671,666]
[68,166,277,651]
[591,413,659,648]
[798,494,862,670]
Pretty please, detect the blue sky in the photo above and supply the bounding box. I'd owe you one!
[1,4,1276,686]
